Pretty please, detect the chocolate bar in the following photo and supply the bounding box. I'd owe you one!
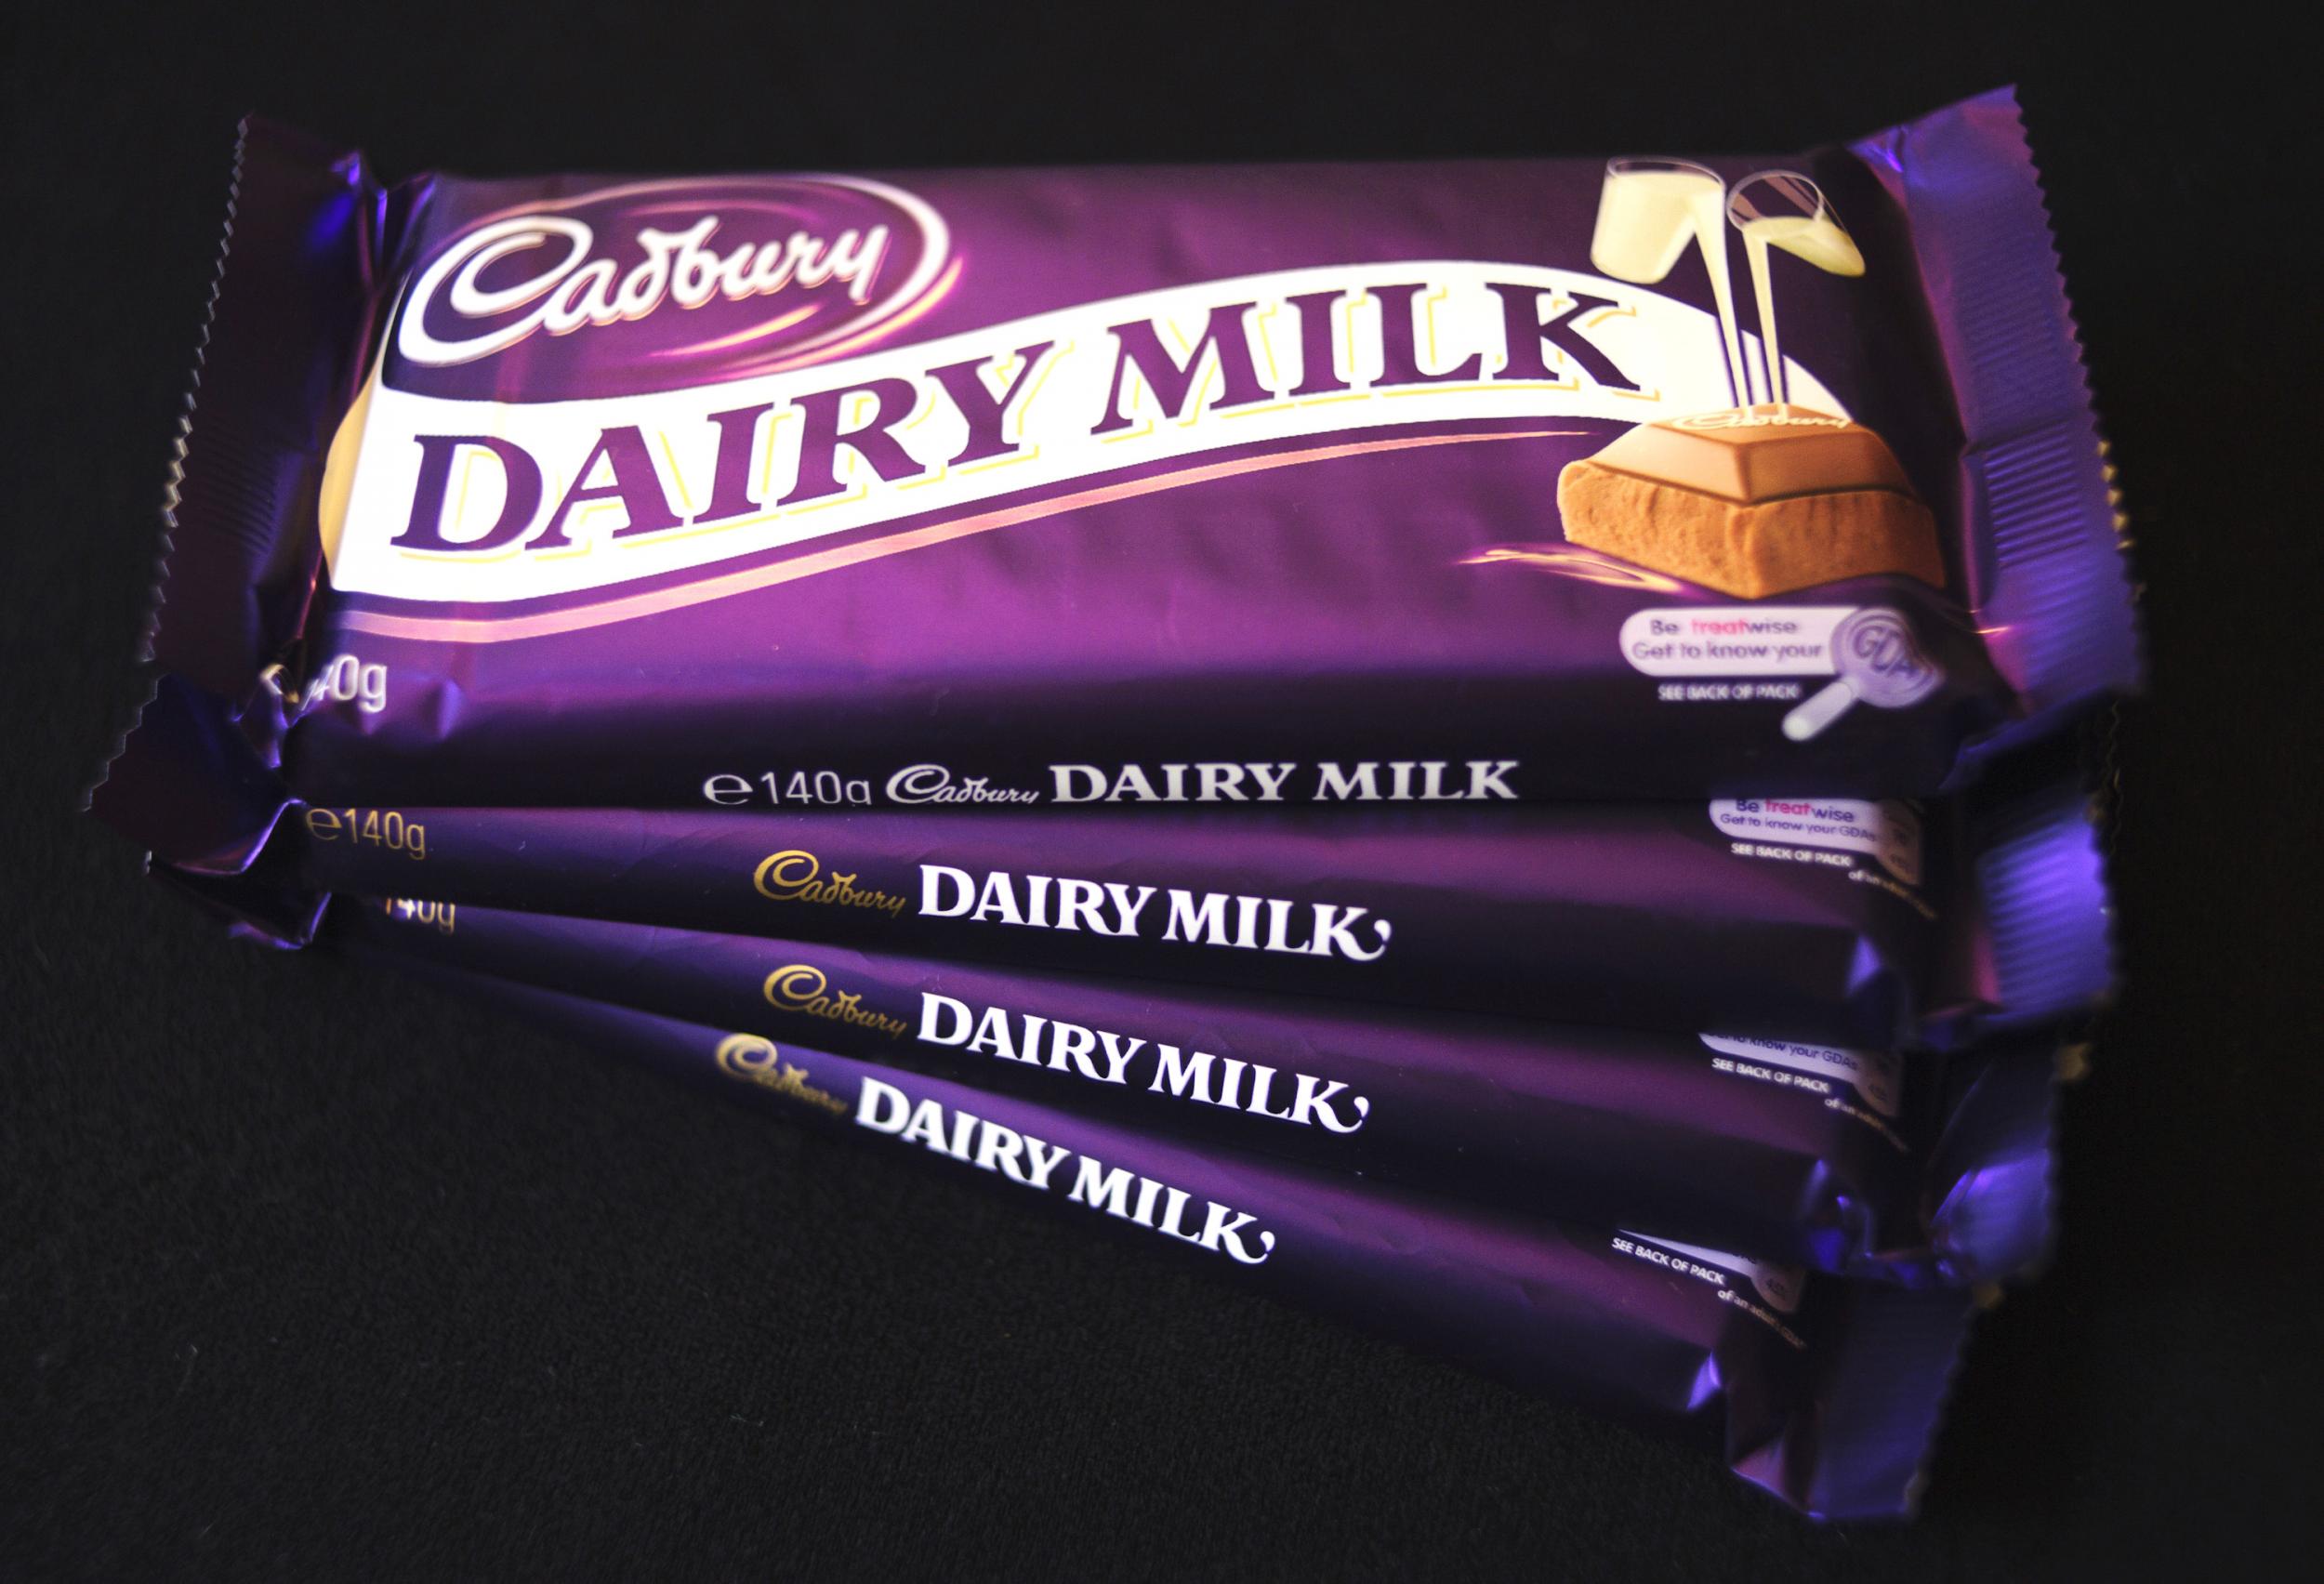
[287,785,2112,1049]
[363,954,1977,1520]
[1556,407,1945,597]
[91,89,2138,879]
[338,895,2061,1285]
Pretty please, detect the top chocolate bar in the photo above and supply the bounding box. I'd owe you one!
[97,89,2135,863]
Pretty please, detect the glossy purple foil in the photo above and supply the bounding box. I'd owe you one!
[292,789,2110,1049]
[365,952,1975,1521]
[92,89,2137,868]
[337,895,2057,1285]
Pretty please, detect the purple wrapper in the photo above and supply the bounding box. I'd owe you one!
[336,894,2060,1286]
[359,949,1976,1521]
[91,90,2137,872]
[287,785,2110,1049]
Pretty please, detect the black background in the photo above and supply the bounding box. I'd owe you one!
[5,2,2318,1577]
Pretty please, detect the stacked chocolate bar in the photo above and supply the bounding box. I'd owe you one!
[93,88,2136,1519]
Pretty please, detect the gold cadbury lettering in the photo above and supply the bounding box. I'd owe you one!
[713,1034,851,1114]
[762,963,911,1038]
[752,850,910,917]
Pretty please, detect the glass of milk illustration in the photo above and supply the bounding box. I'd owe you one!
[1724,171,1864,410]
[1590,158,1748,408]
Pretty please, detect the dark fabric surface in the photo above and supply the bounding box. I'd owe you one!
[4,3,2316,1576]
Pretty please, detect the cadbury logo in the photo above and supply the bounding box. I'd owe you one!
[752,849,912,917]
[1669,408,1851,431]
[395,177,949,372]
[763,962,911,1039]
[713,1034,851,1114]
